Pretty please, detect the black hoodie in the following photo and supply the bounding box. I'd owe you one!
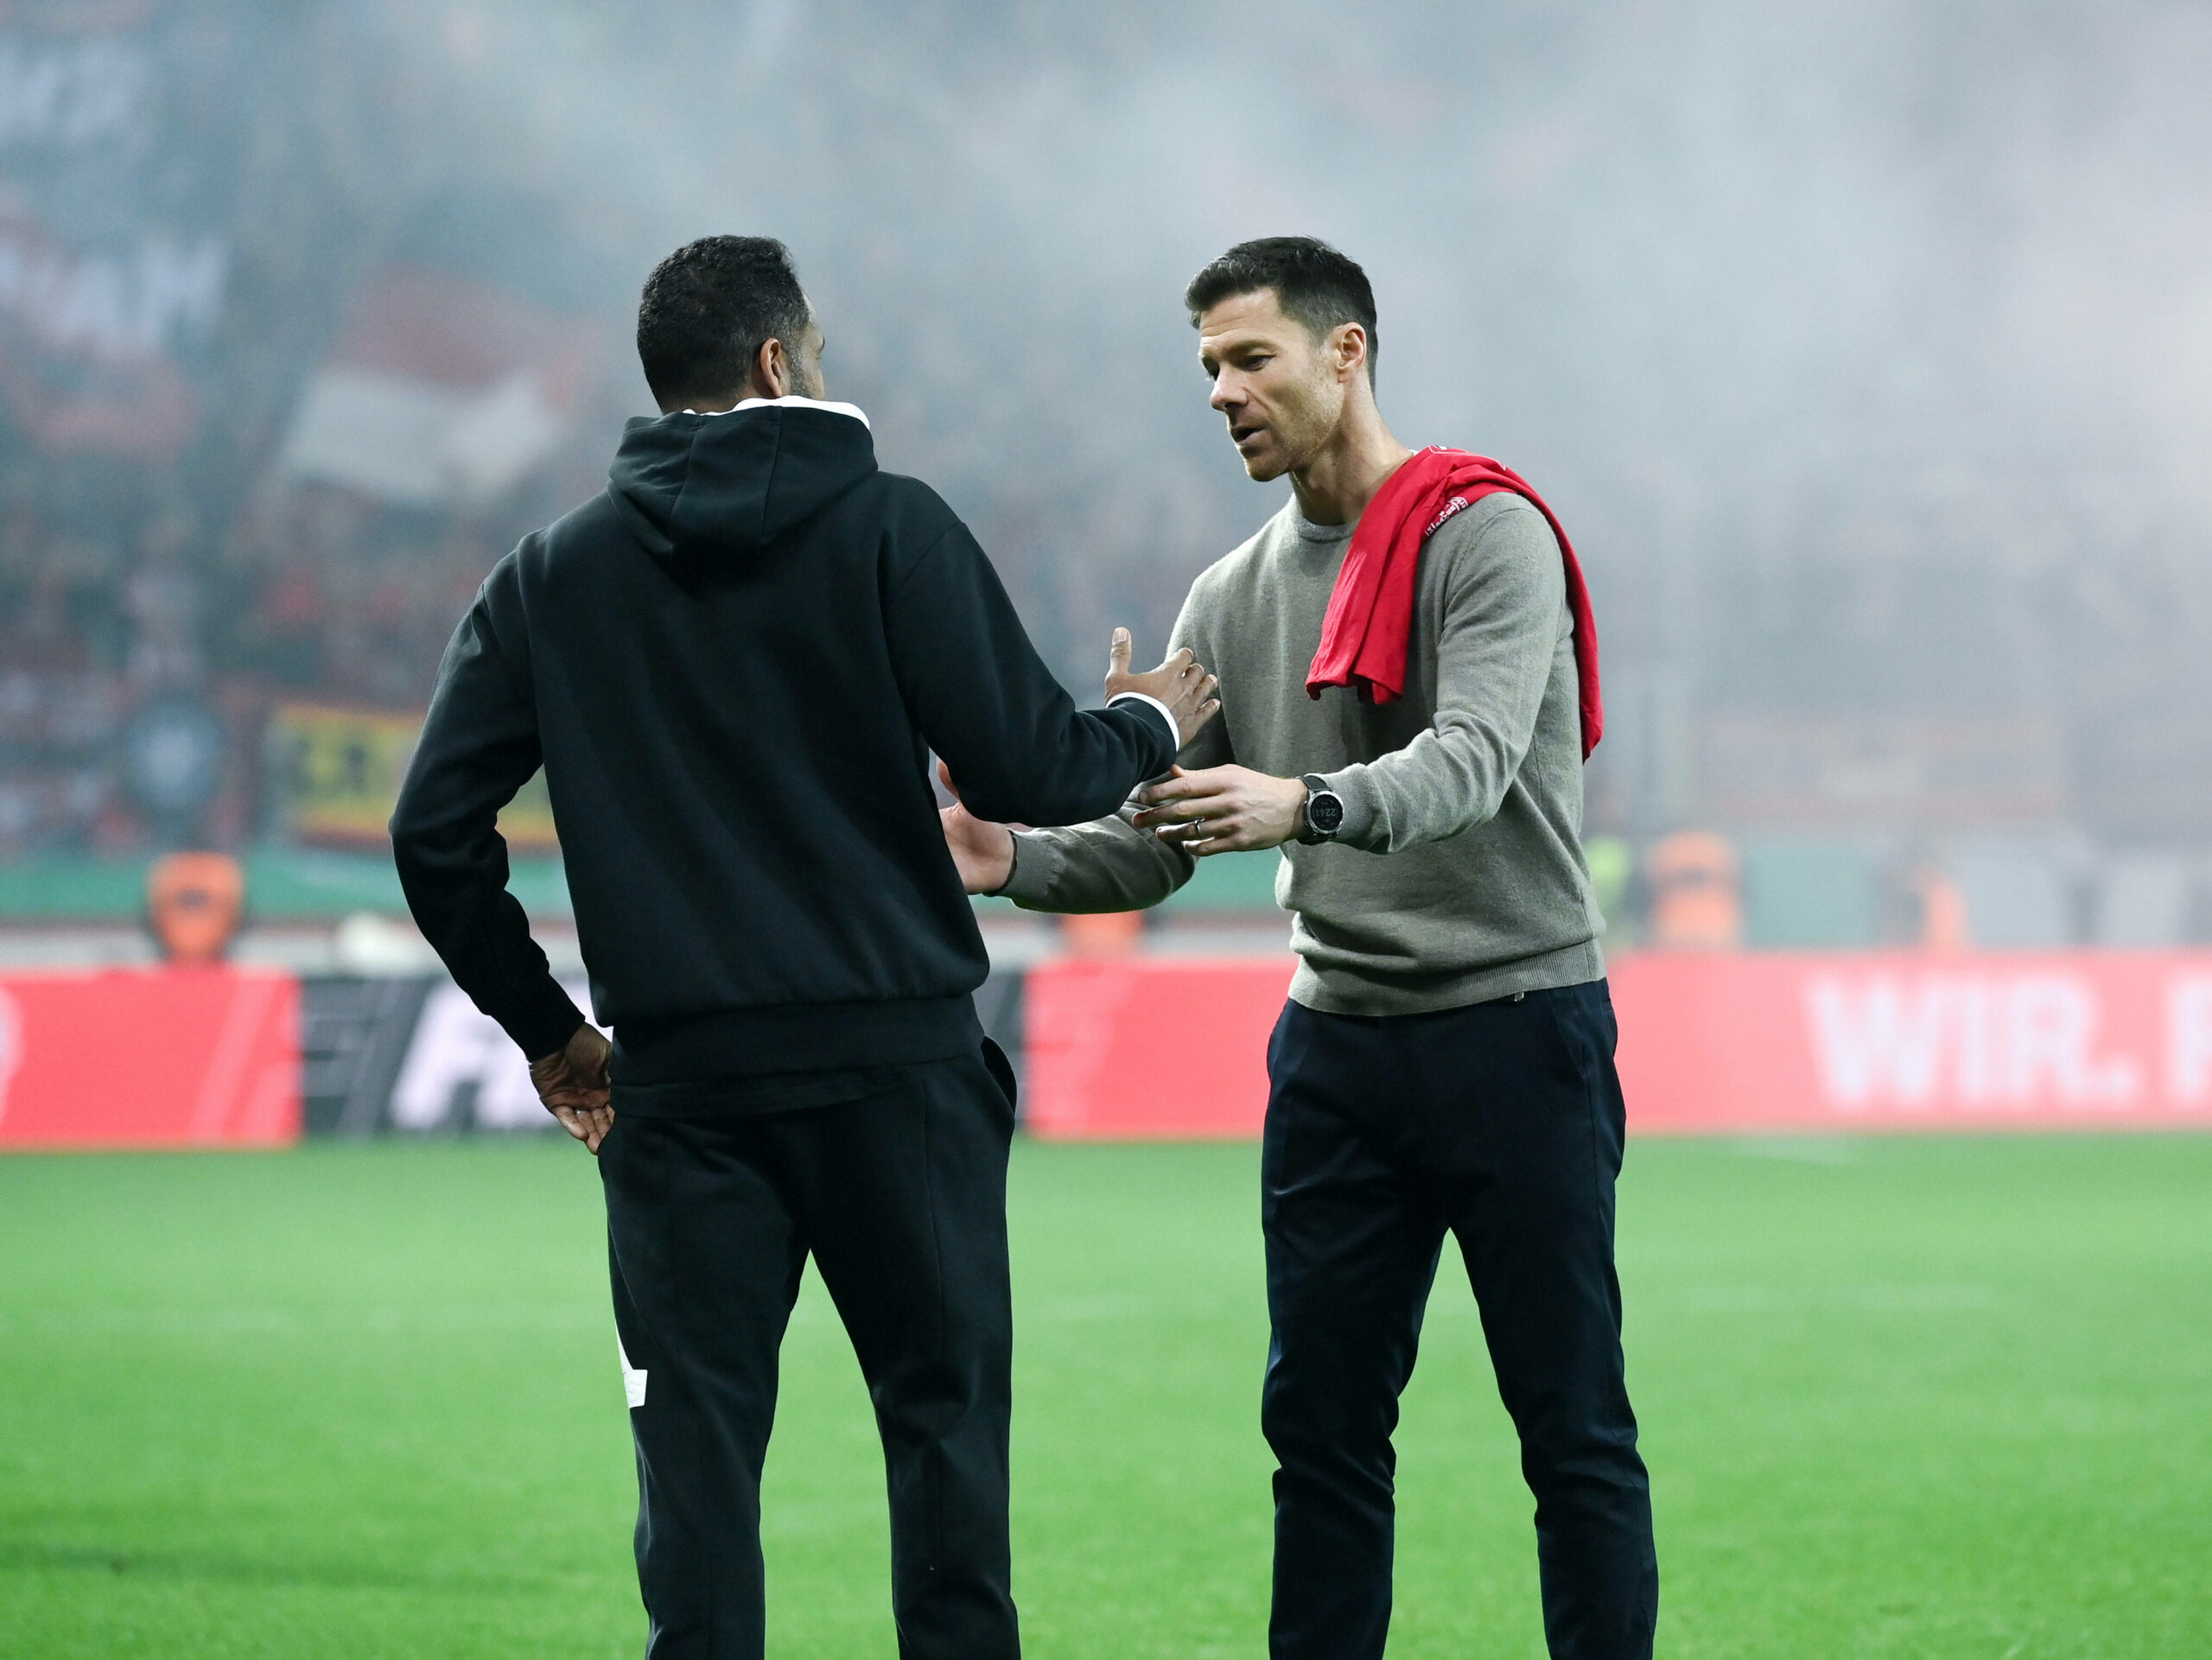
[391,400,1175,1086]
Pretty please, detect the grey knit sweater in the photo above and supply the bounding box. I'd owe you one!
[999,490,1605,1014]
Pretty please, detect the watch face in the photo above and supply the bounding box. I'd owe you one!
[1308,792,1344,835]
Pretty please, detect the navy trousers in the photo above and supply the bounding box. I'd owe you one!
[1262,983,1657,1660]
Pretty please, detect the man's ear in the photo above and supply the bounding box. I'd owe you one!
[1333,323,1369,385]
[750,337,791,400]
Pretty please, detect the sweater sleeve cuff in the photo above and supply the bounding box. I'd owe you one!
[1319,766,1385,851]
[1106,691,1180,762]
[503,976,590,1061]
[998,830,1068,908]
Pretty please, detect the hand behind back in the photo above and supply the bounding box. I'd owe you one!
[530,1022,613,1153]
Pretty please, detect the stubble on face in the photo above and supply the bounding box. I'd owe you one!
[1197,291,1344,484]
[1251,353,1342,481]
[786,321,826,400]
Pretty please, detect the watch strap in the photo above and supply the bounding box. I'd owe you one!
[1297,774,1342,844]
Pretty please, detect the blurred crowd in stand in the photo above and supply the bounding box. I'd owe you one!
[0,474,607,857]
[3,0,2210,936]
[0,1,626,861]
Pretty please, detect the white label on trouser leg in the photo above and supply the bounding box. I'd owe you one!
[618,1334,648,1409]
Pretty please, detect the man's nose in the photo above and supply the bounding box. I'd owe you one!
[1210,375,1241,414]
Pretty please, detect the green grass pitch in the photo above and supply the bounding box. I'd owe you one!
[3,1134,2207,1657]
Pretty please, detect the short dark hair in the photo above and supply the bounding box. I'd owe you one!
[1185,237,1379,384]
[636,236,810,408]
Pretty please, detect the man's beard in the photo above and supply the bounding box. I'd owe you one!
[1261,366,1343,477]
[1262,406,1332,478]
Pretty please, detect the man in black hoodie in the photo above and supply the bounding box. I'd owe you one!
[390,235,1217,1660]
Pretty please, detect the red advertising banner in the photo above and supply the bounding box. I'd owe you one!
[1615,951,2212,1133]
[1023,951,2212,1139]
[0,969,301,1149]
[1025,957,1294,1140]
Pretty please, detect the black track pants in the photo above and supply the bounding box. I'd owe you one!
[597,1046,1020,1660]
[1261,983,1657,1660]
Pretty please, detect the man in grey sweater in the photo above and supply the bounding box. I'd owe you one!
[944,239,1656,1660]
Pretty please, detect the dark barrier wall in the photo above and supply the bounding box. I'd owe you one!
[301,971,1027,1135]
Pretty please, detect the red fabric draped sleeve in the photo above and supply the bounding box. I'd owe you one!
[1304,447,1602,760]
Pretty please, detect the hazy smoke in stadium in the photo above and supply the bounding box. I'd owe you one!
[4,0,2209,847]
[372,0,2212,831]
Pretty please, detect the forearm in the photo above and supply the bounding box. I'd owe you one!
[992,580,1229,906]
[394,828,584,1057]
[1000,804,1195,913]
[1322,720,1519,854]
[391,578,582,1059]
[963,703,1176,827]
[888,530,1176,826]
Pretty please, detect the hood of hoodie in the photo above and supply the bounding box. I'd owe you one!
[607,398,879,569]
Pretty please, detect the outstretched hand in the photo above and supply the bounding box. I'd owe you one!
[529,1021,613,1153]
[938,760,1016,894]
[1103,627,1221,749]
[1132,764,1308,856]
[935,627,1221,894]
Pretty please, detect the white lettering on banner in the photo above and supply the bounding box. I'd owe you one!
[2003,976,2138,1105]
[0,38,151,149]
[0,985,19,1131]
[0,232,228,359]
[1804,972,2139,1112]
[2164,977,2212,1103]
[390,981,595,1130]
[1804,977,1948,1107]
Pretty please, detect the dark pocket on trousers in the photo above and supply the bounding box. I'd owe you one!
[980,1036,1019,1130]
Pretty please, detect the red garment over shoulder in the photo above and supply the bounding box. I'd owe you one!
[1305,448,1602,760]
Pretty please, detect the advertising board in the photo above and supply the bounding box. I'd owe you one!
[1616,951,2212,1132]
[0,967,299,1148]
[11,953,2207,1149]
[1021,951,2212,1139]
[300,970,1022,1135]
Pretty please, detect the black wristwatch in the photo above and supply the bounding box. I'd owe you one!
[1296,774,1344,845]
